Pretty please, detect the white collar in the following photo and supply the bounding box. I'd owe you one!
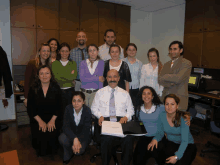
[73,107,83,116]
[141,104,156,114]
[107,85,118,92]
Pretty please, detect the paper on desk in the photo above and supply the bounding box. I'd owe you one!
[101,121,126,138]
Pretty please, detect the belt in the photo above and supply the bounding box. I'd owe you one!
[81,88,98,94]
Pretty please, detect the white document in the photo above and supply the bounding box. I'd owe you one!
[101,121,126,138]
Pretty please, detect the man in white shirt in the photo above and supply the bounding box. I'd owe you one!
[99,29,124,61]
[91,69,134,165]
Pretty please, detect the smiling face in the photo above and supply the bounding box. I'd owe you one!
[72,95,85,111]
[104,31,116,46]
[148,51,158,64]
[106,69,120,89]
[76,32,87,46]
[142,88,154,105]
[110,47,120,60]
[165,97,179,115]
[39,67,51,84]
[60,46,70,61]
[88,46,99,61]
[49,40,58,53]
[39,45,50,61]
[126,45,137,58]
[169,43,183,60]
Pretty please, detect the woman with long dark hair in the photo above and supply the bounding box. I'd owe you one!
[27,65,62,156]
[47,38,60,63]
[24,43,51,107]
[148,94,197,165]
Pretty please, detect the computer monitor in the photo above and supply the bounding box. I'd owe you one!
[188,73,200,91]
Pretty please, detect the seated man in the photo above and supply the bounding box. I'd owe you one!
[91,69,134,165]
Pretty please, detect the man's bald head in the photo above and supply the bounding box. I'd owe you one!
[76,31,87,46]
[106,69,120,89]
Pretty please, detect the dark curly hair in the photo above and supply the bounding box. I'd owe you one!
[31,65,59,94]
[136,86,162,112]
[47,38,60,57]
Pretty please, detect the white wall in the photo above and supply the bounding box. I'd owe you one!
[0,0,16,121]
[130,9,152,64]
[152,4,186,64]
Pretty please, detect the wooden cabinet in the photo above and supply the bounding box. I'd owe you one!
[116,5,130,35]
[80,0,99,33]
[36,0,59,30]
[10,0,130,64]
[10,0,35,28]
[37,29,59,51]
[59,0,79,31]
[99,1,116,33]
[184,0,220,69]
[11,28,36,65]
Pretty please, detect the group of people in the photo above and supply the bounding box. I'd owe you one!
[23,28,197,165]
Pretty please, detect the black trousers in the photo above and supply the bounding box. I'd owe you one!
[133,136,161,165]
[156,139,197,165]
[129,88,139,107]
[101,135,134,165]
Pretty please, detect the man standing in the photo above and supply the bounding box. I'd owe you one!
[91,69,134,165]
[69,31,89,91]
[159,41,192,111]
[99,29,124,61]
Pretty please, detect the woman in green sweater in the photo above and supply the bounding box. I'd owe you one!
[52,42,77,122]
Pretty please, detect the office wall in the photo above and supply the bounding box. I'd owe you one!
[130,9,152,64]
[152,4,185,64]
[0,0,16,121]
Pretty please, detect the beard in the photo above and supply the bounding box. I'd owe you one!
[78,39,85,46]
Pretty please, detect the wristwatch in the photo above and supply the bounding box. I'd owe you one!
[174,155,179,161]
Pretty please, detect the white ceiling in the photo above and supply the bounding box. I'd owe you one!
[100,0,185,12]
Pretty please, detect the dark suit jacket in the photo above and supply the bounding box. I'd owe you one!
[63,104,92,144]
[158,56,192,111]
[0,46,13,98]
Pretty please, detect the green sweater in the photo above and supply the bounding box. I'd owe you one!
[52,60,77,88]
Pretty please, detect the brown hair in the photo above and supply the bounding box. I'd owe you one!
[163,94,190,127]
[87,44,100,68]
[147,48,163,75]
[35,43,51,67]
[109,44,121,54]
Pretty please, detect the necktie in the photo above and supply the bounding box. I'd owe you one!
[171,61,174,68]
[109,89,117,122]
[80,49,85,60]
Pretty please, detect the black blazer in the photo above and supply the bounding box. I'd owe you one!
[62,104,92,143]
[103,60,132,90]
[0,46,13,98]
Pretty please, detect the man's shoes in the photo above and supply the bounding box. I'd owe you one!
[63,154,74,165]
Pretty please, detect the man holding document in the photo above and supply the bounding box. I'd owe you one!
[91,69,134,165]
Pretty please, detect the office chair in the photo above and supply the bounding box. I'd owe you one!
[90,115,121,164]
[200,106,220,157]
[187,98,200,136]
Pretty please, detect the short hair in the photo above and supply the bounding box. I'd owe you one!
[57,42,71,60]
[72,91,85,101]
[104,29,116,42]
[169,41,184,55]
[109,44,121,54]
[87,43,100,60]
[125,43,137,51]
[47,38,60,54]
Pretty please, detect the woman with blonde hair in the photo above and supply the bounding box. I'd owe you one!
[24,43,51,107]
[140,48,163,96]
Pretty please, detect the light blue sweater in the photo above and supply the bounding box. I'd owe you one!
[153,111,194,159]
[138,105,165,137]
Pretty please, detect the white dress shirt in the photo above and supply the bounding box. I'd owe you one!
[91,86,134,121]
[73,107,83,126]
[140,63,164,96]
[99,43,124,61]
[86,59,99,75]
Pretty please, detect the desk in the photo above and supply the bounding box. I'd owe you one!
[189,91,220,120]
